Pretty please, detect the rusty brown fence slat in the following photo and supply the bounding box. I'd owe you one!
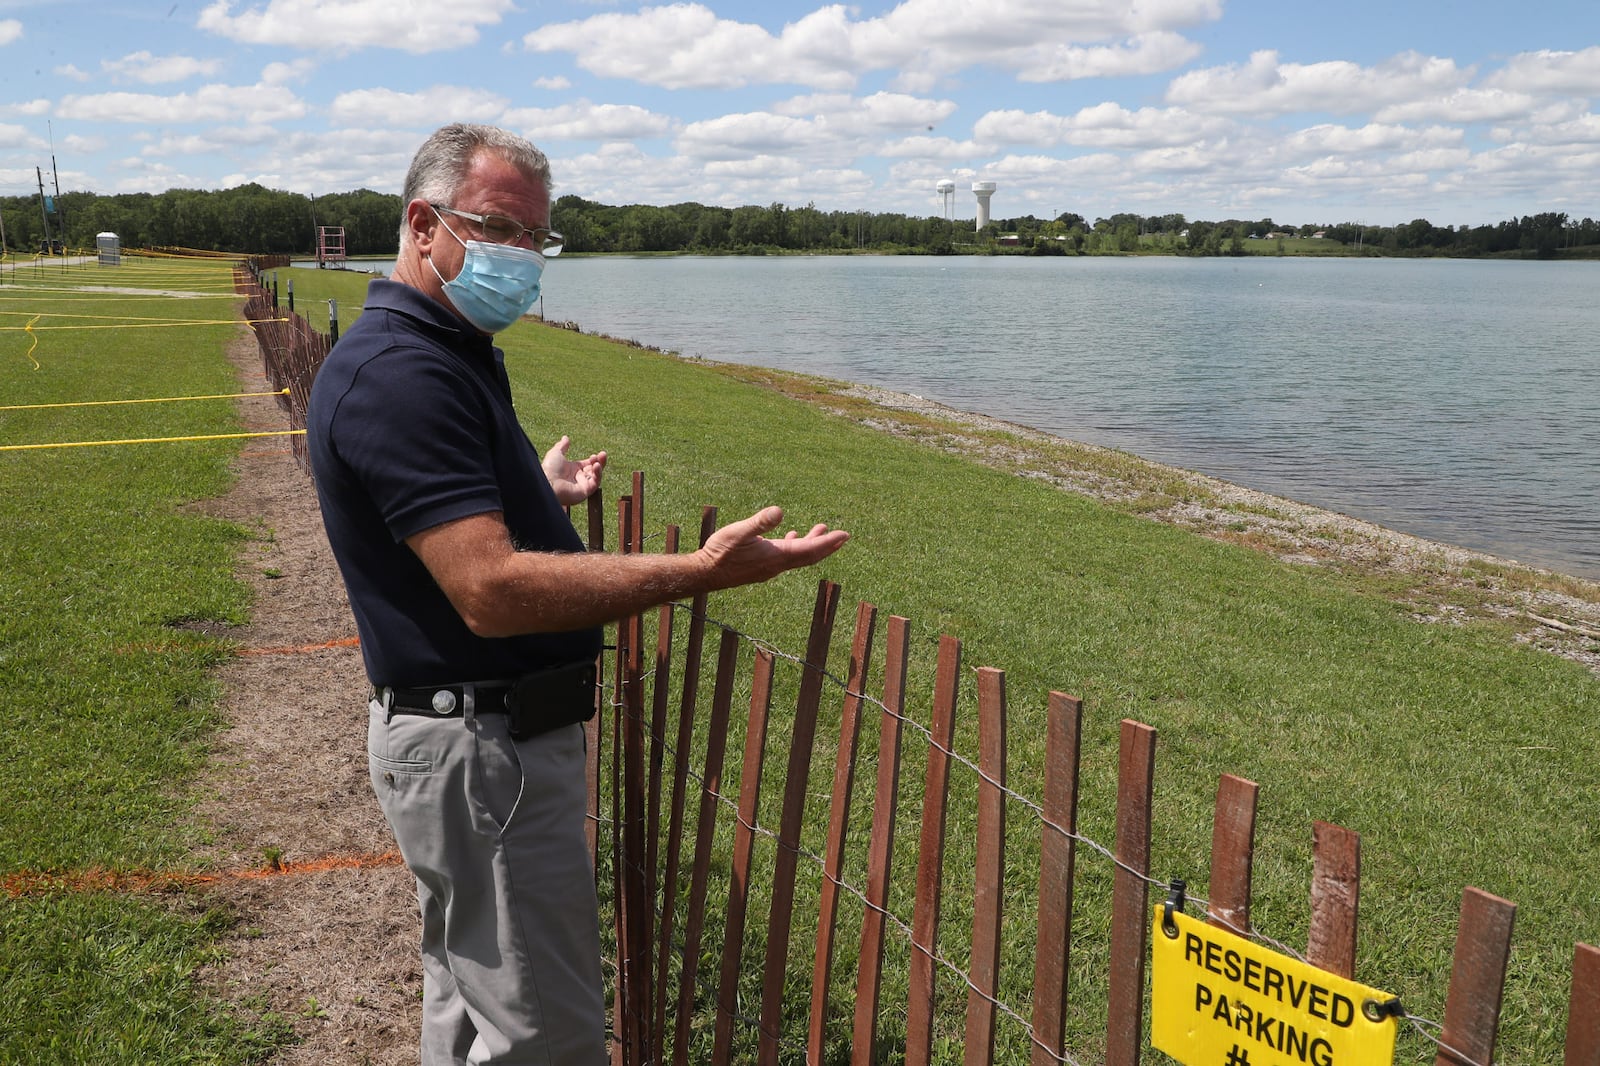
[1207,774,1259,937]
[584,490,605,869]
[623,495,657,1065]
[645,523,680,960]
[850,615,911,1066]
[672,628,742,1066]
[1106,719,1157,1066]
[612,495,636,1064]
[1029,691,1083,1066]
[1307,821,1361,979]
[1436,887,1517,1066]
[963,667,1008,1066]
[712,647,777,1065]
[653,508,719,1050]
[906,634,963,1066]
[808,600,880,1065]
[1568,942,1600,1065]
[642,522,680,1058]
[757,580,842,1066]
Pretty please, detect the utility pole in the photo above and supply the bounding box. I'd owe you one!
[47,120,65,247]
[36,167,55,255]
[50,154,64,240]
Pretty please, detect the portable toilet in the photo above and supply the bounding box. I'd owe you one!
[96,232,121,266]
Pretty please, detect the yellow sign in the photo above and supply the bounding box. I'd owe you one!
[1151,906,1398,1066]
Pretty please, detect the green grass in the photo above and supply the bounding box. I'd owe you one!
[4,260,1598,1063]
[1,257,292,1061]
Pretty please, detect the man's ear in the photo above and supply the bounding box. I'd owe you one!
[405,198,437,254]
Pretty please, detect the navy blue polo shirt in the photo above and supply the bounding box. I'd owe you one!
[306,279,602,687]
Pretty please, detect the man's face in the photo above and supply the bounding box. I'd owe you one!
[418,149,551,300]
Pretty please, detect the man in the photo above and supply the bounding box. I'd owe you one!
[306,123,848,1065]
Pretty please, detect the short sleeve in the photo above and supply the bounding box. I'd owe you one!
[324,345,504,542]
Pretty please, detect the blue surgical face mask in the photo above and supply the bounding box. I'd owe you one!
[428,209,546,334]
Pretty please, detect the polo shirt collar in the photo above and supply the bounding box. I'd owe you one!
[364,278,495,353]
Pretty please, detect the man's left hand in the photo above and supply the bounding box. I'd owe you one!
[542,435,607,506]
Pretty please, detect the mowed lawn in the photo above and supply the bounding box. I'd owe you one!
[2,256,1597,1063]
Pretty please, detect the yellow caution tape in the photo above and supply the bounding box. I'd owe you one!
[0,389,290,412]
[0,430,305,452]
[22,314,40,370]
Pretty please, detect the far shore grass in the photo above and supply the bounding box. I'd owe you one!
[3,257,1597,1063]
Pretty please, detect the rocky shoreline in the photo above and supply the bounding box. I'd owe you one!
[737,370,1600,676]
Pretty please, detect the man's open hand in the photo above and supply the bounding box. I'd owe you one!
[542,436,607,506]
[698,506,849,590]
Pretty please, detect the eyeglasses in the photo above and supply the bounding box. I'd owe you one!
[432,204,564,255]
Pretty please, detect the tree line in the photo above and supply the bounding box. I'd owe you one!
[8,182,1597,260]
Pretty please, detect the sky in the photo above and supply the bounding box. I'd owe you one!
[3,0,1600,228]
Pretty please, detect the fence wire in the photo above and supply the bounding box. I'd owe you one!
[585,600,1471,1066]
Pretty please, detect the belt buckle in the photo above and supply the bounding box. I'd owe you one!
[431,689,458,715]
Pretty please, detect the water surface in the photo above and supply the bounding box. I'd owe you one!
[329,255,1600,580]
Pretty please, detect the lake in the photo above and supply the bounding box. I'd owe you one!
[326,255,1600,581]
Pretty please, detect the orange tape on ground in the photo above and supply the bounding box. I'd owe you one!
[2,850,404,899]
[237,636,360,656]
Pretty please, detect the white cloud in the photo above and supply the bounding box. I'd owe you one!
[771,91,958,134]
[676,111,822,157]
[328,86,510,128]
[1491,112,1600,148]
[62,133,106,154]
[198,0,515,54]
[1280,122,1463,158]
[549,142,720,205]
[262,59,317,86]
[1013,31,1204,82]
[525,0,1220,91]
[1486,47,1600,96]
[102,51,224,85]
[0,98,52,117]
[500,101,678,142]
[57,83,308,124]
[1376,88,1538,125]
[533,76,572,91]
[876,134,984,161]
[0,125,41,151]
[55,64,92,82]
[139,125,284,159]
[1166,49,1469,117]
[0,19,20,47]
[860,0,1220,80]
[975,103,1232,150]
[525,4,857,91]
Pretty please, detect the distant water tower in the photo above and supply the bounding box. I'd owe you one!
[972,181,997,231]
[936,179,956,220]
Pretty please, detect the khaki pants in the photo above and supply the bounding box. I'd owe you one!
[368,697,605,1065]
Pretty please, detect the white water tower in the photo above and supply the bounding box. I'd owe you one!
[972,181,996,231]
[936,179,956,220]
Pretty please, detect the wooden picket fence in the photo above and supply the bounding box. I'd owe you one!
[232,282,1599,1064]
[236,262,331,473]
[585,477,1600,1066]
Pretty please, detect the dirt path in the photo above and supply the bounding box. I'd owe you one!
[192,326,1600,1064]
[195,333,421,1063]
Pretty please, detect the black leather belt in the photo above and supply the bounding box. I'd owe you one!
[376,660,598,741]
[380,681,512,717]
